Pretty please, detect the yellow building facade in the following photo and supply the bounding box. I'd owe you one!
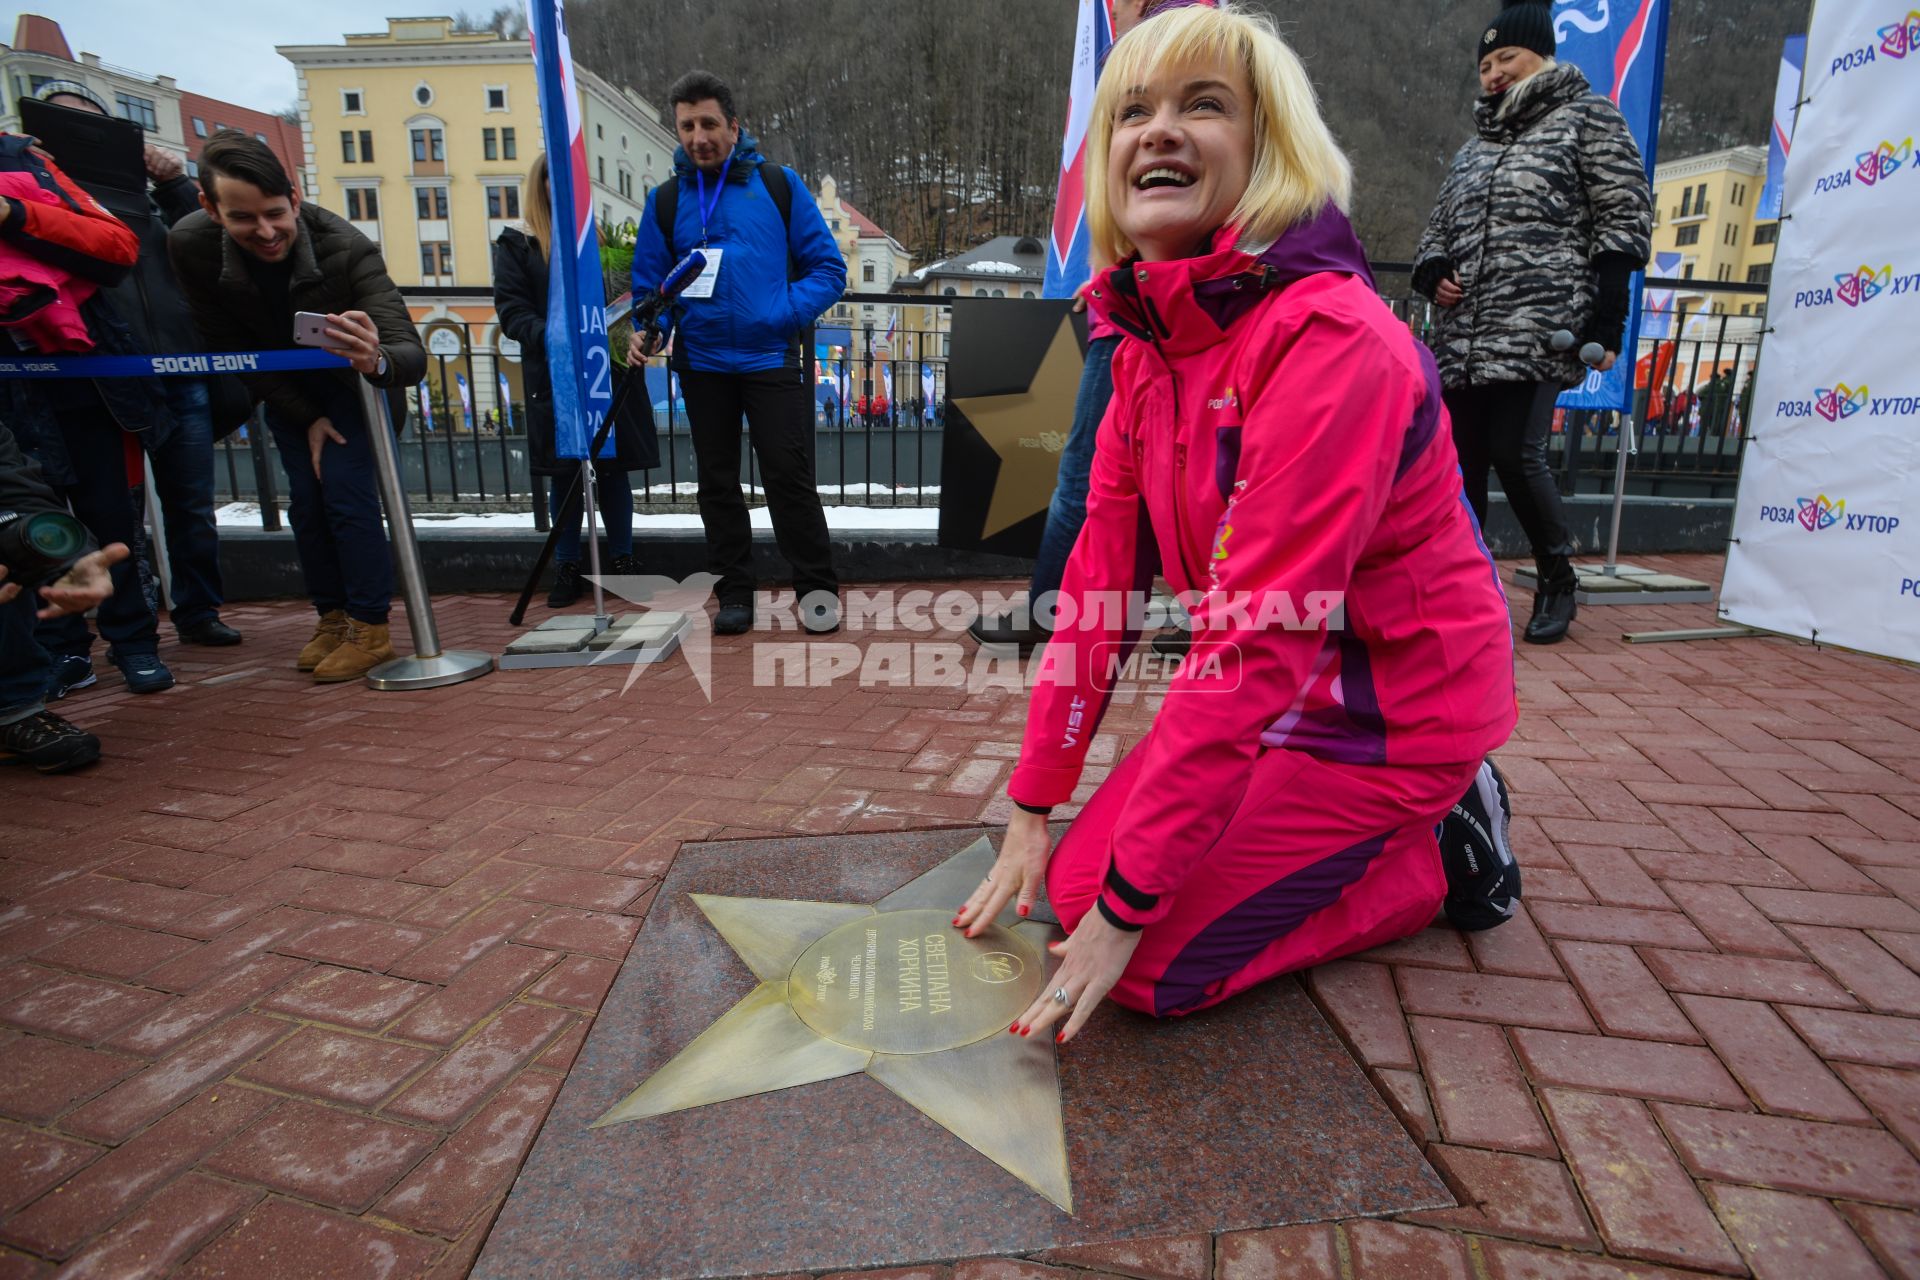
[1651,144,1780,316]
[278,17,675,291]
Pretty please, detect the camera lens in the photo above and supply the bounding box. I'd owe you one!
[22,513,88,561]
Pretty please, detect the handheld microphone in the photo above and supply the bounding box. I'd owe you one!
[630,250,708,334]
[1551,329,1608,368]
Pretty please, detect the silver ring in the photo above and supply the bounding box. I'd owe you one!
[1052,987,1071,1007]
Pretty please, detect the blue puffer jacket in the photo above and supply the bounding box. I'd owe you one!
[630,132,846,374]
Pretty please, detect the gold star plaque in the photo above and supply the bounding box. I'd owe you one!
[951,314,1086,540]
[592,838,1074,1212]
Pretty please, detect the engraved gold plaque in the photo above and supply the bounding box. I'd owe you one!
[592,839,1075,1212]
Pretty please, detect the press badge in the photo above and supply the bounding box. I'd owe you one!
[681,248,724,299]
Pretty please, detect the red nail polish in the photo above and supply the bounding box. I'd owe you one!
[1020,1027,1030,1037]
[1009,1024,1020,1035]
[1055,1032,1065,1044]
[1018,904,1030,917]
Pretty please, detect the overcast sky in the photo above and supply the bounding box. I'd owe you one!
[7,2,441,114]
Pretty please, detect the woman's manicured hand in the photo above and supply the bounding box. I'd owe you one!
[955,809,1051,935]
[1013,906,1141,1045]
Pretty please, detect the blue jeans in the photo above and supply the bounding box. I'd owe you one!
[146,378,225,629]
[1029,335,1117,602]
[550,465,635,563]
[0,593,51,725]
[266,389,394,624]
[37,398,159,660]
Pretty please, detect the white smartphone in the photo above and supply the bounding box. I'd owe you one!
[292,311,332,348]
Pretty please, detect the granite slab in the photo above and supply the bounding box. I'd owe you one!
[476,829,1449,1280]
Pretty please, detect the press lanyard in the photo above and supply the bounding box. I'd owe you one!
[692,144,733,247]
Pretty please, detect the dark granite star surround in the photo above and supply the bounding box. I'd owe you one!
[476,829,1450,1280]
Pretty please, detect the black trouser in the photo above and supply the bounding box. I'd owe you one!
[36,393,160,660]
[679,366,837,606]
[1445,380,1575,590]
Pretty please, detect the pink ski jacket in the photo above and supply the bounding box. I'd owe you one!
[1008,206,1518,930]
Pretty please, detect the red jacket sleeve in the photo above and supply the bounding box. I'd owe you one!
[1007,369,1155,809]
[1098,301,1418,929]
[0,149,139,287]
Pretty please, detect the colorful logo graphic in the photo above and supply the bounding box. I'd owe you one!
[1815,383,1871,421]
[1797,494,1846,532]
[1880,9,1920,57]
[1837,264,1894,306]
[1857,137,1913,184]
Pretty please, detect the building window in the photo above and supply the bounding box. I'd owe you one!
[345,188,378,220]
[439,244,454,274]
[255,132,267,143]
[502,127,516,160]
[342,89,364,115]
[863,263,875,283]
[602,203,612,226]
[212,121,227,133]
[1724,223,1739,246]
[1023,289,1036,299]
[1678,186,1691,216]
[186,160,198,178]
[486,86,507,111]
[1747,264,1772,285]
[1683,262,1695,279]
[420,244,436,275]
[360,130,373,163]
[192,117,207,138]
[483,127,497,161]
[943,287,957,297]
[115,93,158,131]
[1733,182,1745,206]
[415,186,449,220]
[1717,263,1731,281]
[1675,224,1700,246]
[411,128,444,162]
[486,184,520,219]
[1754,222,1778,245]
[598,156,606,183]
[414,83,434,107]
[341,130,357,163]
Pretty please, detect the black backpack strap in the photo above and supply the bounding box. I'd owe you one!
[758,163,793,230]
[653,180,678,260]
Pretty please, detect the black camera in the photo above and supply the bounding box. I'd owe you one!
[0,510,89,591]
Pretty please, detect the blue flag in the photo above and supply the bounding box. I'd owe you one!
[1553,0,1672,413]
[1759,35,1806,222]
[526,0,614,459]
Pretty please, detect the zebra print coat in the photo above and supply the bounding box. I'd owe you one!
[1414,62,1652,390]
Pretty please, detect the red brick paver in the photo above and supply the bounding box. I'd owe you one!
[6,555,1920,1276]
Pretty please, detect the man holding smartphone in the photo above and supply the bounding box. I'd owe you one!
[168,131,424,682]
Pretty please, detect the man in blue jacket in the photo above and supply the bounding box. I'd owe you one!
[628,70,846,635]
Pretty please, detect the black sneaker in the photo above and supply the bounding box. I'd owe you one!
[714,603,754,635]
[606,553,642,577]
[547,561,583,609]
[966,612,1051,653]
[0,710,102,774]
[1439,758,1520,931]
[110,650,175,695]
[45,654,96,701]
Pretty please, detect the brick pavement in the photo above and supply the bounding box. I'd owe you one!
[3,554,1920,1278]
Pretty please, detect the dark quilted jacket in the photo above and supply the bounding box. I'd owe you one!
[1415,62,1651,389]
[167,201,424,428]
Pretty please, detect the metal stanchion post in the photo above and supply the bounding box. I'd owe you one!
[356,380,494,690]
[141,455,175,613]
[1602,419,1638,577]
[583,451,609,634]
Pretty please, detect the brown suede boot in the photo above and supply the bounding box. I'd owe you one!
[296,610,349,671]
[311,619,397,683]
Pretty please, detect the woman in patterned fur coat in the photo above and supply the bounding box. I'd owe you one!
[1413,0,1652,645]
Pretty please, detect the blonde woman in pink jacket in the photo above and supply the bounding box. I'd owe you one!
[956,3,1520,1042]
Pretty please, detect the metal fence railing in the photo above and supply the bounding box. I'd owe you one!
[213,275,1768,530]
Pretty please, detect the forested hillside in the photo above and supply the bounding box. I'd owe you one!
[560,0,1811,261]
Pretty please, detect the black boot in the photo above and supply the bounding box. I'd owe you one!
[1524,555,1577,645]
[547,560,583,609]
[607,553,642,576]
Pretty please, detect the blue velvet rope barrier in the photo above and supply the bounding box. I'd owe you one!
[0,349,352,379]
